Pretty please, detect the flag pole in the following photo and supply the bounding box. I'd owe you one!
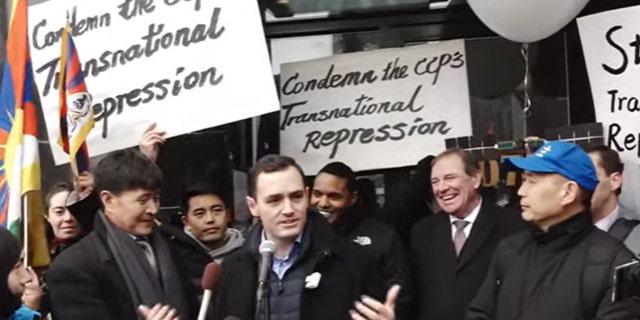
[23,195,29,267]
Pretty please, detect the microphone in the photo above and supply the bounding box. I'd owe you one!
[255,240,276,319]
[198,262,222,320]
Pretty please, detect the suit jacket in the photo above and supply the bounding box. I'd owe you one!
[46,215,193,320]
[410,200,524,320]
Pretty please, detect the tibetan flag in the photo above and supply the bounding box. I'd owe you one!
[0,0,50,267]
[58,22,94,176]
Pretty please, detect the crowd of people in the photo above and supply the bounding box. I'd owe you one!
[2,124,640,320]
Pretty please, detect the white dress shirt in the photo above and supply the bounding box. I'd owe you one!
[595,205,620,232]
[449,199,483,240]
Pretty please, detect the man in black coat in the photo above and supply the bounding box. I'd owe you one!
[310,162,412,320]
[411,148,524,320]
[466,140,640,320]
[159,182,245,317]
[214,155,399,320]
[46,150,191,320]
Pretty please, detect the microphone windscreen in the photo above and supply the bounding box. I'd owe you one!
[259,240,276,254]
[201,262,222,291]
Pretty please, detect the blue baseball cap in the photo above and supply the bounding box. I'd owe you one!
[506,140,599,191]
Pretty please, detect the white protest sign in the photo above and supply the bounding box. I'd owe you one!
[279,40,472,174]
[28,0,279,165]
[578,6,640,217]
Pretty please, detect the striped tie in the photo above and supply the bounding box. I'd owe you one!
[453,220,470,256]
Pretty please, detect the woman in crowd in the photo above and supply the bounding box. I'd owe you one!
[44,173,99,259]
[44,182,84,259]
[0,228,42,320]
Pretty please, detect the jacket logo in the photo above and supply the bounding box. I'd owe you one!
[353,236,372,246]
[305,272,322,289]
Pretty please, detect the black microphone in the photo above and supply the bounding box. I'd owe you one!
[255,240,275,320]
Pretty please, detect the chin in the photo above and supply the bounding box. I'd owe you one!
[521,211,535,222]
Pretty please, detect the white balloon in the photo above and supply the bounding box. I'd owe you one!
[467,0,590,43]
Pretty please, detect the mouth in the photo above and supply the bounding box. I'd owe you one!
[203,227,221,234]
[279,218,300,227]
[60,226,76,232]
[318,210,332,218]
[439,194,458,204]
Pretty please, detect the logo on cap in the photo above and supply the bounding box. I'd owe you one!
[535,145,552,158]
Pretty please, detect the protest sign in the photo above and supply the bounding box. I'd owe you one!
[578,7,640,216]
[28,0,279,164]
[279,40,472,173]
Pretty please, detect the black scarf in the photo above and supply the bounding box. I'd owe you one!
[98,212,187,320]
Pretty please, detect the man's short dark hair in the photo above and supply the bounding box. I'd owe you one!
[584,145,623,195]
[94,149,163,195]
[248,154,305,198]
[180,182,231,216]
[317,162,357,194]
[432,148,479,176]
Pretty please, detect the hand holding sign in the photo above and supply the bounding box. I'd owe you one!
[138,123,166,162]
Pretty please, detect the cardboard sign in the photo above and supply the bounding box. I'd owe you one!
[578,8,640,216]
[279,40,472,173]
[28,0,279,165]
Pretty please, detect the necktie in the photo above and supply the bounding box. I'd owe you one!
[453,220,470,256]
[136,238,159,277]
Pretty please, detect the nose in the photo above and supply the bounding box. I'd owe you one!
[433,181,449,195]
[517,184,526,197]
[147,199,160,215]
[282,197,295,215]
[318,196,331,209]
[62,210,75,222]
[205,211,216,224]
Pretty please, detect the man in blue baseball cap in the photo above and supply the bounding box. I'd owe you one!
[466,140,640,320]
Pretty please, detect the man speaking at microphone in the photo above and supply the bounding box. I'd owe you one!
[214,155,398,320]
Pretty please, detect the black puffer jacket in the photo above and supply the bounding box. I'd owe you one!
[333,205,413,320]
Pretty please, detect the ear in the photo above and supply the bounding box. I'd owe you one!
[610,172,623,193]
[181,215,188,227]
[471,170,482,190]
[560,182,580,206]
[246,196,259,218]
[349,190,359,207]
[99,191,115,211]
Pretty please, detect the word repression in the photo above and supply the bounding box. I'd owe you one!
[303,117,451,159]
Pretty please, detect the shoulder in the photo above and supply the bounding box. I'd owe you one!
[412,212,447,232]
[353,219,396,240]
[494,230,531,256]
[482,202,525,229]
[410,213,447,241]
[47,232,103,282]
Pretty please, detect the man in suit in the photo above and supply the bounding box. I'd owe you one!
[586,145,640,252]
[410,148,524,320]
[214,154,398,320]
[46,150,191,320]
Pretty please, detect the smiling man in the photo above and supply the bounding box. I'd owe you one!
[466,140,640,320]
[214,154,396,320]
[410,148,523,320]
[47,149,190,320]
[310,162,412,320]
